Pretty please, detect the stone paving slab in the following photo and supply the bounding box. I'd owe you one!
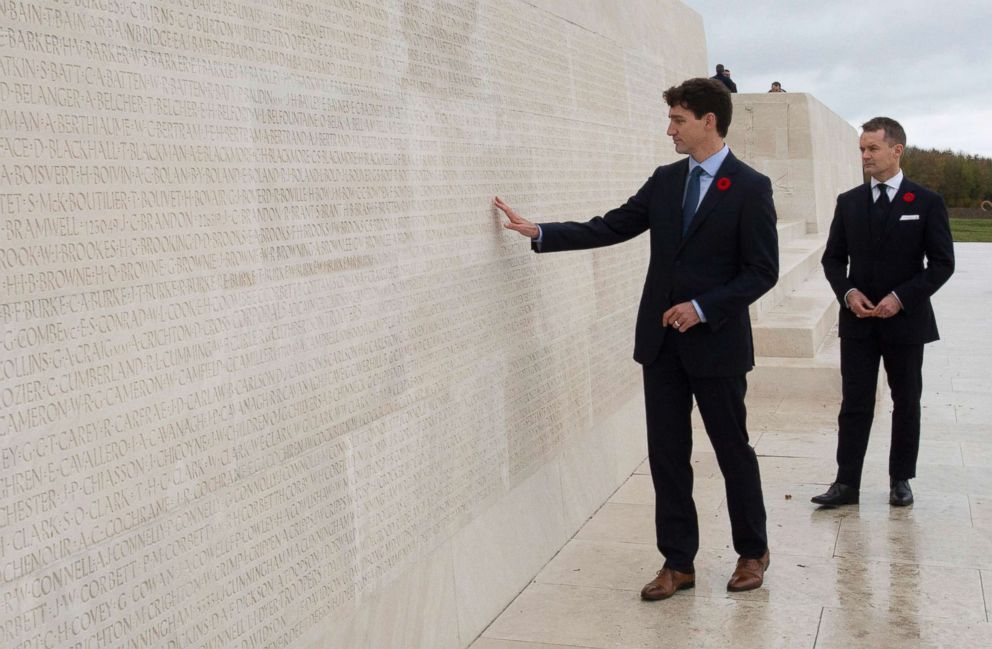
[472,244,992,648]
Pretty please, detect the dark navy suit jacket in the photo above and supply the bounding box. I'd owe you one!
[822,178,954,344]
[533,151,779,376]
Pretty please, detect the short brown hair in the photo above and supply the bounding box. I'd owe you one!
[861,117,906,147]
[664,78,733,137]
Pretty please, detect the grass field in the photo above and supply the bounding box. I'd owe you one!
[950,218,992,242]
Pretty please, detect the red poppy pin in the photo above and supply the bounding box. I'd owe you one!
[716,177,731,191]
[902,192,916,203]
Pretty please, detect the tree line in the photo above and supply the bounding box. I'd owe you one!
[900,147,992,208]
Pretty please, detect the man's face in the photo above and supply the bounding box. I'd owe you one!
[723,70,731,77]
[667,104,710,158]
[860,129,903,180]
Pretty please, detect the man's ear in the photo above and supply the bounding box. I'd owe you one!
[893,143,905,158]
[705,112,717,131]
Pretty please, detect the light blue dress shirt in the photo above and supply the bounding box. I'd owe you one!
[685,144,730,213]
[683,145,731,322]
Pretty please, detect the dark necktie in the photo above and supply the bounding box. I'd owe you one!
[876,183,891,211]
[872,183,890,235]
[683,166,704,235]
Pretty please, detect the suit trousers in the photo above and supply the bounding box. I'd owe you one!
[836,333,924,488]
[643,334,768,572]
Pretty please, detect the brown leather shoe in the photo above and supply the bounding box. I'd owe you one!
[726,550,770,592]
[640,566,695,600]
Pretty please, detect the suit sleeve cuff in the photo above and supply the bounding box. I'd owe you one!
[843,288,856,308]
[532,225,543,244]
[691,299,707,323]
[890,291,903,309]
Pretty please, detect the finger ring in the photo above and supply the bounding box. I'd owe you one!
[674,321,680,327]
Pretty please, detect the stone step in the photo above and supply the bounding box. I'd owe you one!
[776,220,807,245]
[752,266,839,358]
[749,329,841,398]
[750,328,883,402]
[751,236,825,319]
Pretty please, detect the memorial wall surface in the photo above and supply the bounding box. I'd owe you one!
[0,1,705,647]
[726,93,862,232]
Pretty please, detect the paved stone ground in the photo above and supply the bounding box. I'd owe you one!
[471,243,992,649]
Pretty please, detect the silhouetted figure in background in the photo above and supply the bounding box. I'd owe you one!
[712,64,737,93]
[722,69,738,92]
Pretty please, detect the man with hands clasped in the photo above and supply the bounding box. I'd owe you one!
[812,117,954,508]
[496,78,779,600]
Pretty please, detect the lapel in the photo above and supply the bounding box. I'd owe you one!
[856,182,878,253]
[880,177,915,243]
[664,159,690,243]
[677,151,740,250]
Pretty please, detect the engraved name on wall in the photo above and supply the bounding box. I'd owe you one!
[1,1,664,646]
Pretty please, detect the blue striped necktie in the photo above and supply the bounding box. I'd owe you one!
[683,166,704,235]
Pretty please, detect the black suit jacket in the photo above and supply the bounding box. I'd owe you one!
[533,151,779,376]
[711,74,737,93]
[822,178,954,344]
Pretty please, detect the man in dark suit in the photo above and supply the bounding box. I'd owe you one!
[494,78,778,598]
[711,64,737,93]
[812,117,954,508]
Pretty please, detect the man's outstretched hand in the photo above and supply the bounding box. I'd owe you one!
[494,196,539,239]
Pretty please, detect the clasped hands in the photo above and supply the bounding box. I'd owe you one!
[848,289,902,319]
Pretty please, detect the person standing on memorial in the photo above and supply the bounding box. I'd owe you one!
[812,117,954,508]
[494,78,778,598]
[722,68,738,92]
[711,64,737,93]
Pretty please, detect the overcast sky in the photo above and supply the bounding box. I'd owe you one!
[684,0,992,157]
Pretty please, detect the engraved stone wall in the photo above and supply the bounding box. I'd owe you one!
[0,1,705,647]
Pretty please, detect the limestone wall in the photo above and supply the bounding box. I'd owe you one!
[726,93,862,232]
[0,1,705,647]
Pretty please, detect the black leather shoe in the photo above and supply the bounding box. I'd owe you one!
[889,479,914,506]
[811,482,859,506]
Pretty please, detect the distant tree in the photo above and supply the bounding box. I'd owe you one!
[902,147,992,207]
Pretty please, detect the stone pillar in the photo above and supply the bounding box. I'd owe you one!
[725,93,863,233]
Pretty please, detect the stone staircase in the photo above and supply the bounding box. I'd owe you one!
[721,93,865,401]
[748,219,843,398]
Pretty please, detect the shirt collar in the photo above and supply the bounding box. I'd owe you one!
[689,144,730,177]
[871,170,903,191]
